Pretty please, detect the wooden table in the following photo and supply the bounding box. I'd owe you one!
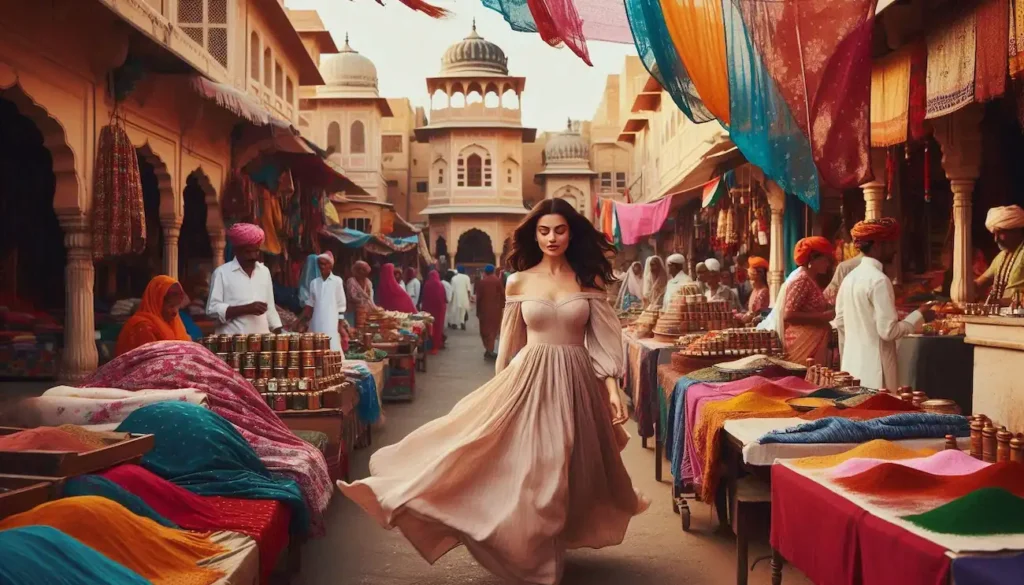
[621,331,675,452]
[277,382,359,481]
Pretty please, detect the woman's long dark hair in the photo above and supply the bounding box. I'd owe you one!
[506,198,617,289]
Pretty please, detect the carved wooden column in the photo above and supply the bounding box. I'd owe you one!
[161,217,182,279]
[933,106,982,304]
[56,211,98,383]
[765,180,786,302]
[211,231,226,268]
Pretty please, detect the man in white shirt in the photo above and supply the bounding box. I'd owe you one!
[298,251,348,350]
[206,223,283,335]
[448,266,474,330]
[834,218,935,390]
[824,254,862,304]
[702,258,743,311]
[662,253,693,310]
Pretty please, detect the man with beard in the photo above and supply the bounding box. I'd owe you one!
[834,218,935,390]
[207,223,282,334]
[976,205,1024,303]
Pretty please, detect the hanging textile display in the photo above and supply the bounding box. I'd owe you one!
[390,0,450,18]
[870,48,912,147]
[91,117,146,259]
[614,196,673,245]
[482,0,542,34]
[625,0,715,123]
[701,176,726,208]
[597,198,620,245]
[1010,0,1024,78]
[733,0,876,190]
[658,0,731,125]
[721,0,821,210]
[975,0,1009,102]
[575,0,633,44]
[908,40,929,140]
[524,0,593,64]
[925,10,977,119]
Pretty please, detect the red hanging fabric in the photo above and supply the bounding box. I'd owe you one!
[736,0,877,189]
[908,40,929,140]
[526,0,593,65]
[91,118,146,259]
[975,0,1009,102]
[395,0,449,18]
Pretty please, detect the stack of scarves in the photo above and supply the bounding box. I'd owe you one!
[14,386,207,431]
[83,341,330,532]
[348,363,382,425]
[101,464,291,584]
[115,401,309,534]
[0,525,150,585]
[0,496,226,585]
[62,475,177,528]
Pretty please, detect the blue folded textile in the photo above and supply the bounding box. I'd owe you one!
[952,553,1024,585]
[758,413,970,445]
[350,363,381,425]
[668,376,706,489]
[0,525,149,585]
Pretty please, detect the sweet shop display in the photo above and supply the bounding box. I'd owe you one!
[653,287,739,342]
[676,328,782,358]
[804,363,861,389]
[200,332,348,412]
[631,308,660,338]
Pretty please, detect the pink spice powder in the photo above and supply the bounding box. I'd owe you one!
[829,449,990,479]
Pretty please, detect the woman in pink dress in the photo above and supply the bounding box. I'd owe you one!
[338,198,648,584]
[773,237,836,363]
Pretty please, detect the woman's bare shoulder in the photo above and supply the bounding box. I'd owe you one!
[506,271,528,295]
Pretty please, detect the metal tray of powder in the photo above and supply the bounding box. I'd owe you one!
[0,427,154,478]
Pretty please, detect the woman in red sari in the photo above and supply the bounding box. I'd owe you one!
[774,237,835,363]
[740,256,771,324]
[376,262,416,313]
[418,269,447,354]
[114,276,189,356]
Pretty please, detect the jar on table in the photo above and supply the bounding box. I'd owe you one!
[290,392,306,411]
[308,391,321,410]
[275,334,289,352]
[272,393,287,412]
[287,366,300,380]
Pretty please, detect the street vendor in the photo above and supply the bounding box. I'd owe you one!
[662,253,693,310]
[976,204,1024,303]
[702,258,742,311]
[345,260,376,324]
[298,251,348,351]
[207,223,283,335]
[835,218,935,390]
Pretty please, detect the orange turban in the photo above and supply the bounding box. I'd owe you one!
[747,256,769,270]
[850,218,901,242]
[794,237,834,266]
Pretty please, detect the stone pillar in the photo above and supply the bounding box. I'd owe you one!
[56,211,98,383]
[765,180,786,302]
[161,217,182,279]
[933,106,982,304]
[862,148,888,221]
[211,230,226,268]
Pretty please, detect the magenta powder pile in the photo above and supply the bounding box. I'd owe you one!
[830,449,990,479]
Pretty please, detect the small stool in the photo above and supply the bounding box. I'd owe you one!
[731,475,771,585]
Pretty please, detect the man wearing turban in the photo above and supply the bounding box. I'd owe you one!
[701,257,742,311]
[834,218,935,390]
[207,223,283,334]
[662,253,694,310]
[976,205,1024,303]
[448,266,473,330]
[298,251,348,350]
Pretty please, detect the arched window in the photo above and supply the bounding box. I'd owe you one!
[350,121,366,154]
[249,32,260,79]
[274,61,283,97]
[327,122,341,154]
[466,154,482,187]
[178,0,229,68]
[263,48,272,88]
[286,77,294,104]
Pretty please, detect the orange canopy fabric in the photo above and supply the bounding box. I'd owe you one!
[115,275,189,357]
[658,0,731,125]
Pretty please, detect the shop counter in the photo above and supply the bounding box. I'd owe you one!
[896,335,973,413]
[963,316,1024,429]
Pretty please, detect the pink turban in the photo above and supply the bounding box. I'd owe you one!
[985,205,1024,233]
[226,223,265,247]
[317,251,335,266]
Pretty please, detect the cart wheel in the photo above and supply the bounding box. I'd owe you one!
[672,498,680,514]
[681,508,691,531]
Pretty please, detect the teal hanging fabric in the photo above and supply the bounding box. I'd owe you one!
[783,193,807,274]
[721,0,821,211]
[481,0,539,33]
[624,0,715,123]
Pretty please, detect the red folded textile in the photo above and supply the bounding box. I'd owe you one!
[101,464,290,584]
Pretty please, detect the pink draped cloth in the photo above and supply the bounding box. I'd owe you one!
[527,0,593,65]
[376,262,416,313]
[682,376,815,484]
[419,271,447,351]
[614,197,673,245]
[576,0,632,44]
[82,341,331,534]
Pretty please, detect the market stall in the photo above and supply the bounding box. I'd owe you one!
[964,315,1024,432]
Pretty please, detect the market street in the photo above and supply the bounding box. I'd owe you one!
[295,321,811,585]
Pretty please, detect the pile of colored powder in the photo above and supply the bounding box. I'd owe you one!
[903,487,1024,535]
[57,425,112,450]
[0,427,96,453]
[830,449,990,479]
[792,439,935,469]
[837,462,1024,499]
[853,393,921,411]
[804,388,854,400]
[787,397,835,409]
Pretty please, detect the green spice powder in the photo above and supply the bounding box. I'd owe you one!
[902,487,1024,535]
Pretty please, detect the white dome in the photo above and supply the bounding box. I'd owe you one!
[320,35,378,91]
[544,126,589,162]
[440,21,509,77]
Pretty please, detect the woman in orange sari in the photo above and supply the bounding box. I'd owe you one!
[115,275,189,356]
[774,237,835,363]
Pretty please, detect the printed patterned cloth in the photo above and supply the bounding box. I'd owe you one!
[925,11,977,119]
[14,386,207,431]
[82,341,331,534]
[871,48,912,147]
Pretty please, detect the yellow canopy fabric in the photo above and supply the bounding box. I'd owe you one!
[658,0,731,125]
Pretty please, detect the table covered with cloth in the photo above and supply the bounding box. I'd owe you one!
[621,330,674,439]
[771,460,1024,585]
[896,335,974,414]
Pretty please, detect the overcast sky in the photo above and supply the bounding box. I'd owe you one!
[285,0,637,131]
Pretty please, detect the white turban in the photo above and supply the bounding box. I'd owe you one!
[985,205,1024,233]
[704,258,722,272]
[666,253,686,266]
[317,251,335,266]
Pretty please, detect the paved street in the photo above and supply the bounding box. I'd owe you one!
[295,321,811,585]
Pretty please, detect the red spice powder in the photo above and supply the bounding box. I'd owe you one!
[853,394,921,412]
[836,461,1024,499]
[0,427,96,453]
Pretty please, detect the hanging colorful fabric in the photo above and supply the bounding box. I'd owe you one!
[721,0,821,210]
[925,10,977,119]
[525,0,593,65]
[701,176,725,208]
[885,147,895,201]
[1010,0,1024,78]
[975,0,1009,102]
[658,0,731,125]
[870,48,912,147]
[733,0,876,191]
[625,0,715,123]
[908,40,929,140]
[91,116,145,259]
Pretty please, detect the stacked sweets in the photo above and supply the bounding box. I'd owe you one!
[201,332,347,411]
[654,286,737,341]
[676,328,781,358]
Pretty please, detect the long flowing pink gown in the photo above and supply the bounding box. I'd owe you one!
[338,292,648,584]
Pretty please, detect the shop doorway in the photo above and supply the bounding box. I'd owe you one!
[454,228,495,267]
